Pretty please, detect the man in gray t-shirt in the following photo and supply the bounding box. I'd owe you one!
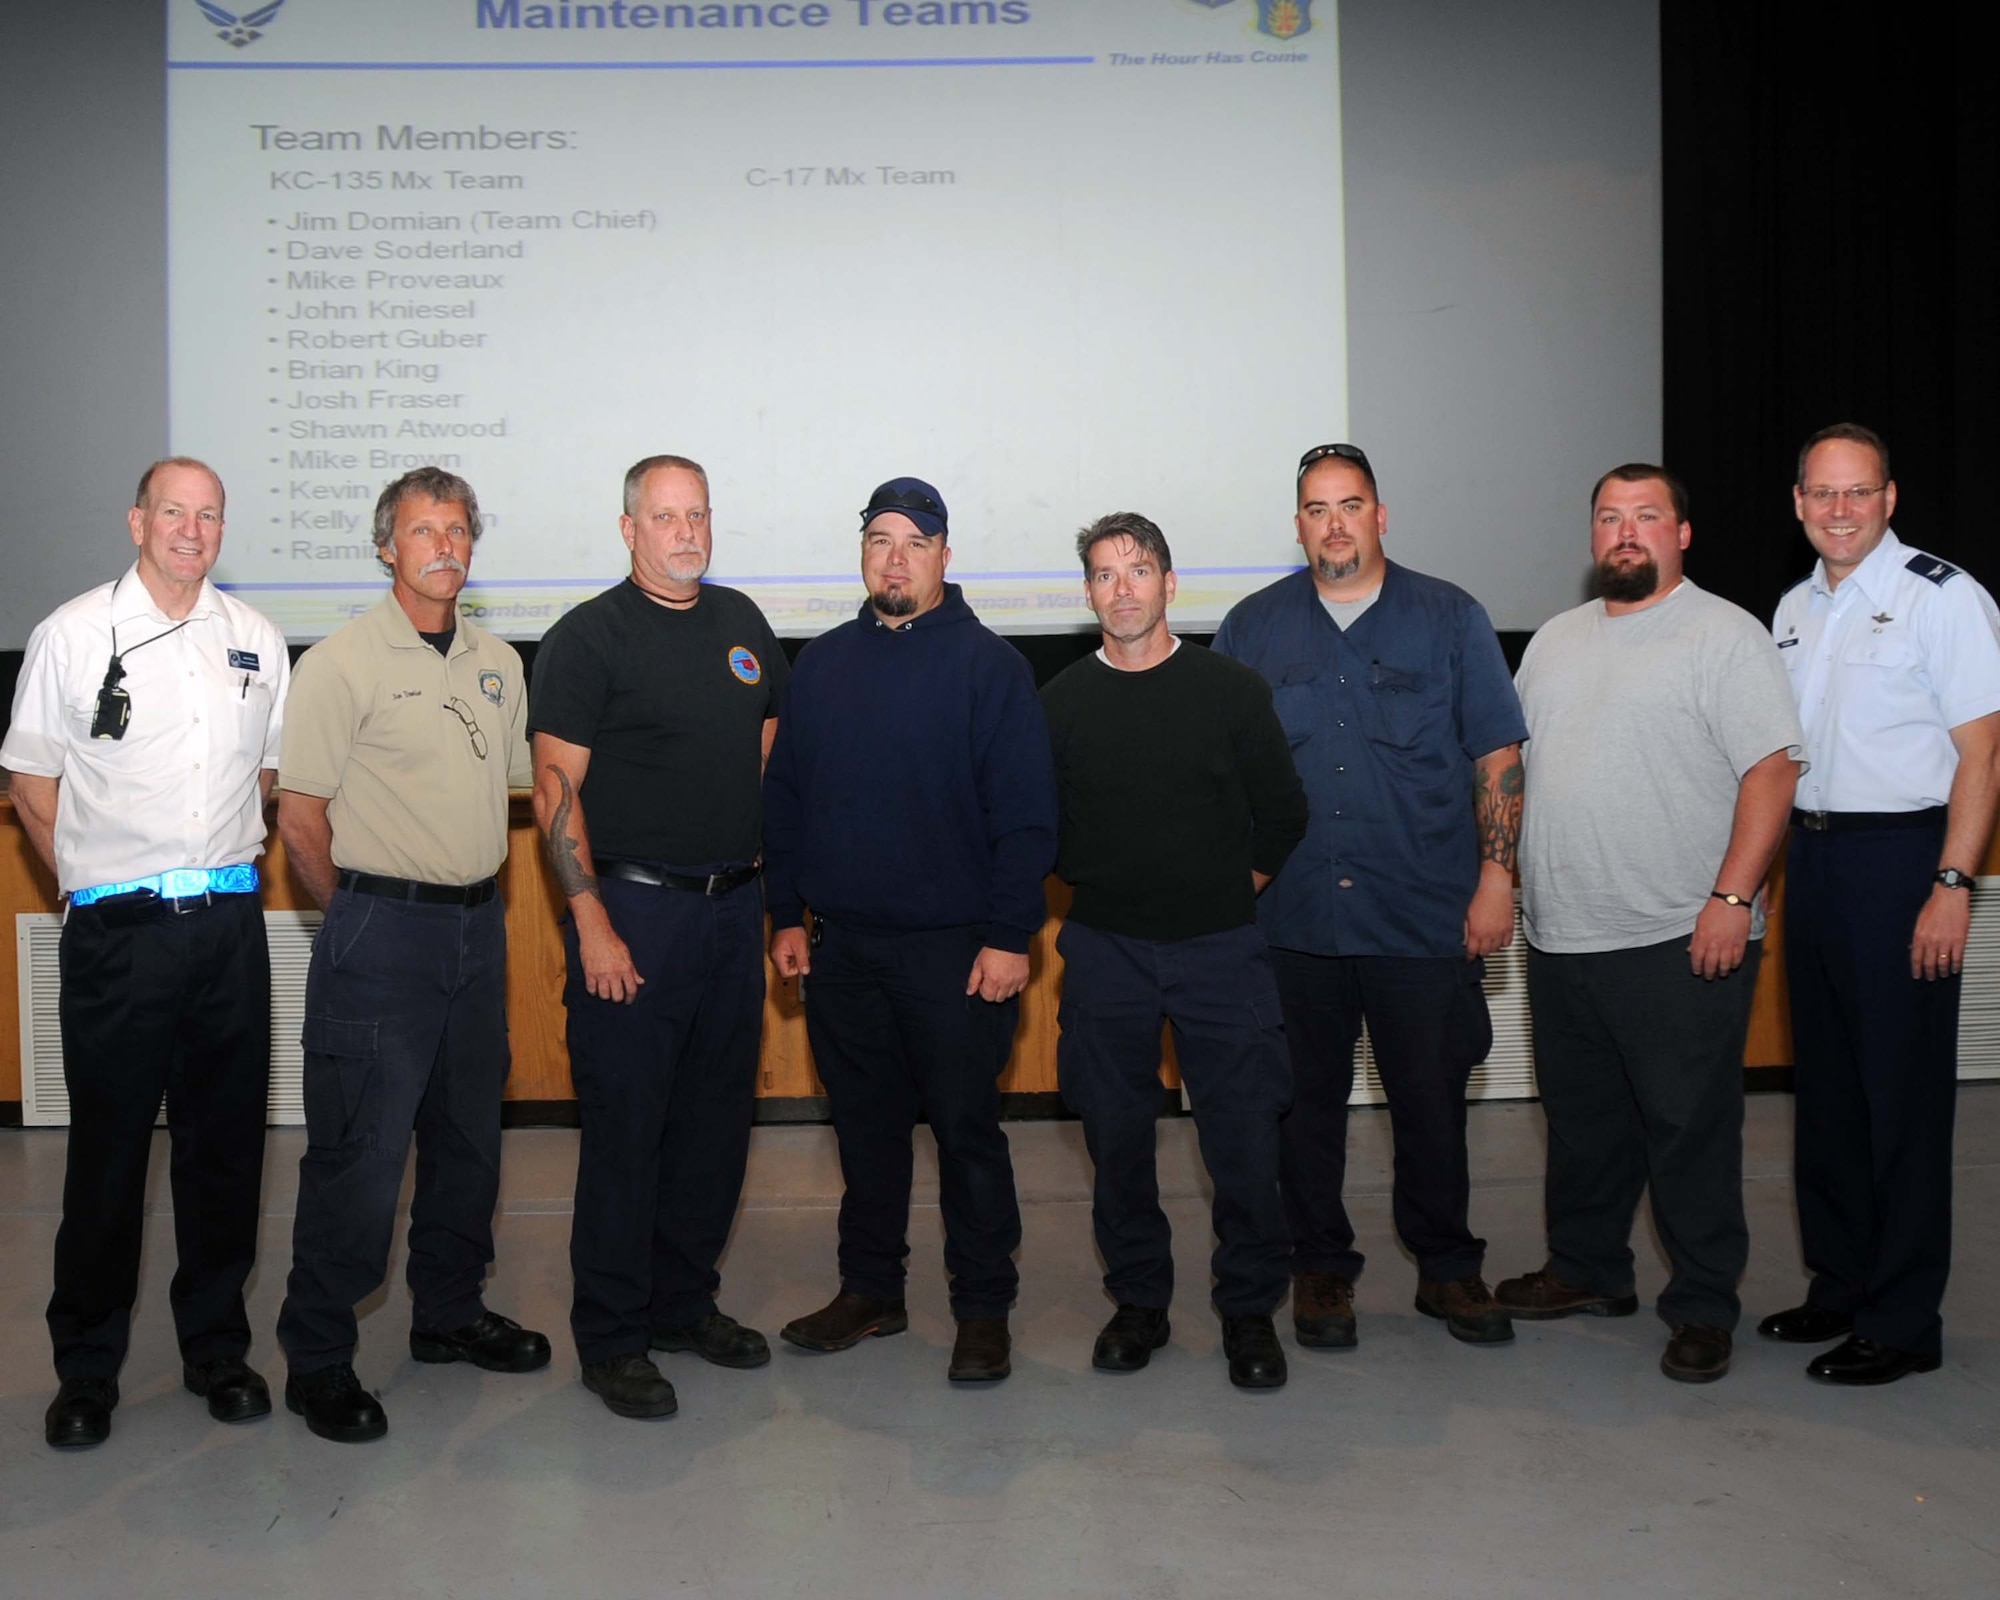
[1494,464,1803,1385]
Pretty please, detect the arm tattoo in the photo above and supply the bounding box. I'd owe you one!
[1474,756,1523,872]
[542,764,601,902]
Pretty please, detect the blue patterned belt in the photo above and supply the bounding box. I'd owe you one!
[69,864,261,907]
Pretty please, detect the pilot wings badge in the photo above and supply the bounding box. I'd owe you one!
[194,0,288,48]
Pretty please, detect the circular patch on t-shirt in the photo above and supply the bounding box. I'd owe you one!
[728,646,762,684]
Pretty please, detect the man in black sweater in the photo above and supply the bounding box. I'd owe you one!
[1041,513,1308,1388]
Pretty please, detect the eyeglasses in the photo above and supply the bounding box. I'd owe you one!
[861,485,946,522]
[1297,442,1373,481]
[443,696,488,761]
[1801,485,1886,507]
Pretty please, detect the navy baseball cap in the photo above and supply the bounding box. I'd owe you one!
[860,476,948,538]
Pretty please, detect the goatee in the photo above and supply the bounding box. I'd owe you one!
[872,589,917,618]
[1316,554,1361,583]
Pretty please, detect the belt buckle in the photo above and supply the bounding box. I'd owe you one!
[1800,811,1830,832]
[705,871,727,897]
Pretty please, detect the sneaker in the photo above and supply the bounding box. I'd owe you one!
[1414,1276,1516,1344]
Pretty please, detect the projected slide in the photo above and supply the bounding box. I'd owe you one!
[167,0,1344,638]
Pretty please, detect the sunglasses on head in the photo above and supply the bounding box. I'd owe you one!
[1296,442,1373,481]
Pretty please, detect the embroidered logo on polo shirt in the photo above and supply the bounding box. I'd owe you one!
[728,646,762,685]
[478,669,504,706]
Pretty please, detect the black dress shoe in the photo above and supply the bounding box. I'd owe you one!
[1093,1305,1171,1372]
[582,1353,679,1419]
[1807,1335,1942,1386]
[780,1291,909,1353]
[652,1310,771,1369]
[183,1356,273,1423]
[410,1310,553,1373]
[45,1378,118,1450]
[285,1363,388,1443]
[1661,1323,1732,1383]
[1756,1304,1854,1344]
[1221,1314,1288,1390]
[948,1317,1012,1383]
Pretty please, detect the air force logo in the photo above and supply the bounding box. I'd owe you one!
[194,0,288,49]
[1255,0,1313,39]
[478,669,504,706]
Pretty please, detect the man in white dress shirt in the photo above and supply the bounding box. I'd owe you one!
[1761,423,2000,1385]
[3,458,288,1448]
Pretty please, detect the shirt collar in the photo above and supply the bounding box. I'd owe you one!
[110,562,223,628]
[1811,527,1905,604]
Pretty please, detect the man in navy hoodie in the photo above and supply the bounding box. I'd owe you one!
[764,477,1058,1383]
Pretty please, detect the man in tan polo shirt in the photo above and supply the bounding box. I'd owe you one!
[273,466,546,1443]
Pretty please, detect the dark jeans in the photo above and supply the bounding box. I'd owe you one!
[49,891,270,1381]
[564,871,764,1364]
[1268,950,1491,1283]
[804,921,1022,1320]
[278,890,510,1373]
[1056,921,1291,1317]
[1526,936,1757,1331]
[1786,822,1959,1357]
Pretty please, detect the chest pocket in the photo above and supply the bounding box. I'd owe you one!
[1270,663,1319,747]
[1839,626,1912,670]
[1361,661,1449,752]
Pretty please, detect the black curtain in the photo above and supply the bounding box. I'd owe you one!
[1662,3,1998,624]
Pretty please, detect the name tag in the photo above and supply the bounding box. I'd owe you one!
[228,649,261,671]
[1776,638,1798,649]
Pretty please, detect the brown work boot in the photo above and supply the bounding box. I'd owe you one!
[779,1291,909,1353]
[1661,1324,1732,1383]
[1415,1276,1516,1345]
[1493,1267,1639,1321]
[1291,1272,1357,1349]
[947,1317,1011,1383]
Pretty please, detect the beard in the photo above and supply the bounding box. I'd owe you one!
[1315,552,1361,583]
[1595,553,1659,603]
[661,549,709,584]
[872,587,918,617]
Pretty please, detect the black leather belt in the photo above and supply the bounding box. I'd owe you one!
[337,870,498,906]
[596,858,760,897]
[1791,806,1948,833]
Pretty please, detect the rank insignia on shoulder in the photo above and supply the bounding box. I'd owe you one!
[1907,554,1960,585]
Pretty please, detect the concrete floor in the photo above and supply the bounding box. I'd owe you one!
[2,1092,1997,1599]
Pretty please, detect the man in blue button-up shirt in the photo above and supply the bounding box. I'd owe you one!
[1215,443,1526,1350]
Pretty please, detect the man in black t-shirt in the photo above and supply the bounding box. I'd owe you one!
[1041,512,1307,1389]
[529,454,789,1421]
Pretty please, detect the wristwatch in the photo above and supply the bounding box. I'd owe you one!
[1936,867,1974,892]
[1709,890,1751,909]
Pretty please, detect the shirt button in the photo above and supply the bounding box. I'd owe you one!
[1335,765,1345,773]
[1338,878,1354,889]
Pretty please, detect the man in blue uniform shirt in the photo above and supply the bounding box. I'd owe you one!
[1214,443,1526,1350]
[1763,423,2000,1385]
[763,477,1058,1384]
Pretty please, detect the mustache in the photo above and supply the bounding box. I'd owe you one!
[420,556,468,577]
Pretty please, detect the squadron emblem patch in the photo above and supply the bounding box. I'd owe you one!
[478,669,504,706]
[729,647,763,685]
